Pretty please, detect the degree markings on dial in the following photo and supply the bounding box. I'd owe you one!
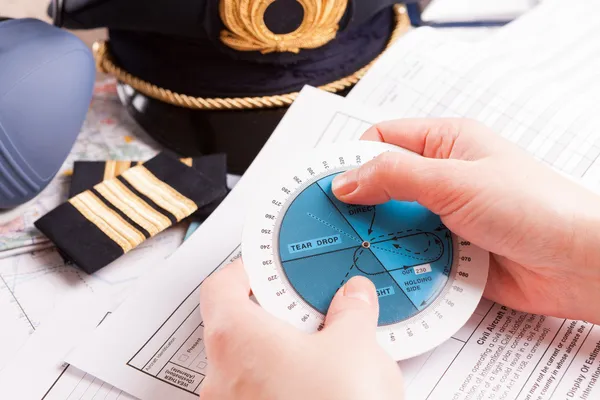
[245,143,489,361]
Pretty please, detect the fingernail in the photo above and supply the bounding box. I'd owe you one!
[343,276,374,305]
[332,170,358,196]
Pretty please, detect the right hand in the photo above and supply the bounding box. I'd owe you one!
[332,118,600,324]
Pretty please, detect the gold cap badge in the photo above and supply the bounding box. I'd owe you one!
[219,0,349,54]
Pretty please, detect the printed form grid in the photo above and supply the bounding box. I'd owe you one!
[43,365,134,400]
[353,26,600,190]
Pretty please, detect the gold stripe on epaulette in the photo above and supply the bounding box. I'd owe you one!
[180,158,193,167]
[102,159,192,183]
[69,191,146,252]
[95,179,172,236]
[104,160,133,180]
[104,161,133,181]
[115,161,133,177]
[104,161,116,181]
[121,166,198,221]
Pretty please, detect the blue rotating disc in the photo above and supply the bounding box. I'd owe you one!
[277,172,453,326]
[242,141,489,361]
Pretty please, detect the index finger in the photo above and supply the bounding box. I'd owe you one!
[360,118,498,159]
[199,257,253,325]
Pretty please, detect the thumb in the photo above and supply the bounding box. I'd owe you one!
[331,150,473,215]
[323,276,379,337]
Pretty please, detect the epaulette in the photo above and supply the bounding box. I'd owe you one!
[35,152,228,274]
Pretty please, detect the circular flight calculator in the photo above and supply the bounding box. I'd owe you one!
[242,141,489,360]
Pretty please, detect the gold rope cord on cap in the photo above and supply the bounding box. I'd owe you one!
[219,0,348,54]
[92,4,411,110]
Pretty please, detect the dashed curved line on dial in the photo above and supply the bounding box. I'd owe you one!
[388,238,431,254]
[372,233,443,260]
[370,244,442,262]
[354,233,447,275]
[339,247,363,287]
[307,212,362,243]
[369,229,423,242]
[370,232,443,259]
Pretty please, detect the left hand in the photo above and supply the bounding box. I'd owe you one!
[198,258,405,400]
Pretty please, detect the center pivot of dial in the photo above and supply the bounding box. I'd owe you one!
[361,241,371,249]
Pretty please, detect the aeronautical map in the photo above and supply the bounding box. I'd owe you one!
[0,80,161,253]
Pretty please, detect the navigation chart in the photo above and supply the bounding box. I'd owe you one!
[278,172,453,325]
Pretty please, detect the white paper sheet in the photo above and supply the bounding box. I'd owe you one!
[21,2,600,399]
[0,167,243,400]
[349,0,600,192]
[0,292,132,399]
[0,226,191,400]
[0,224,186,374]
[62,87,388,399]
[422,0,539,23]
[64,85,600,400]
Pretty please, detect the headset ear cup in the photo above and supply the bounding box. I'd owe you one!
[0,18,95,210]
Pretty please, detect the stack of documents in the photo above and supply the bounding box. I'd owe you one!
[421,0,540,24]
[2,1,600,399]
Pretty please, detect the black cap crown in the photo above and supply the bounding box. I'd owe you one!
[50,0,417,100]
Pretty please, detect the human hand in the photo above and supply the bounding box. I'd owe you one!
[331,118,600,324]
[198,258,404,400]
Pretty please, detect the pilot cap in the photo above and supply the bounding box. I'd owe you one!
[49,0,416,174]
